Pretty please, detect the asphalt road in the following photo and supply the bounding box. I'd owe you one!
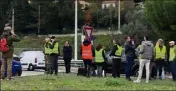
[21,67,78,77]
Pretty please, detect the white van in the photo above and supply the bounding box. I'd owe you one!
[19,51,45,71]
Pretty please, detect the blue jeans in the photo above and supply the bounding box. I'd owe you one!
[125,57,134,79]
[171,62,176,80]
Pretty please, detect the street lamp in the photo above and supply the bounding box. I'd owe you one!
[74,0,78,61]
[38,5,41,35]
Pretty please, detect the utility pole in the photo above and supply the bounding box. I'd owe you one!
[74,0,78,61]
[12,8,14,32]
[38,5,41,35]
[118,0,121,34]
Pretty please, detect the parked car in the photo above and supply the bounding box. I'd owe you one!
[106,50,170,77]
[105,50,141,77]
[0,54,22,77]
[19,51,45,71]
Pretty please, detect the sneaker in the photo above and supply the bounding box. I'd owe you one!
[0,78,5,81]
[133,80,140,83]
[146,81,149,83]
[7,77,14,81]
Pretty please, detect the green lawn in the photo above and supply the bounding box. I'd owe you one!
[1,74,176,90]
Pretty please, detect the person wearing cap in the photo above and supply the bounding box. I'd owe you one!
[154,39,167,79]
[0,24,20,80]
[49,36,60,75]
[168,41,176,81]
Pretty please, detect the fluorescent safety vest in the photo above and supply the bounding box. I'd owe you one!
[155,45,166,59]
[82,44,93,60]
[95,48,104,63]
[169,46,175,61]
[44,42,52,54]
[51,42,59,54]
[115,45,123,56]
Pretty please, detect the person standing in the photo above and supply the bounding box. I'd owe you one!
[134,36,154,83]
[49,36,60,75]
[124,36,136,81]
[63,41,72,73]
[154,39,167,79]
[43,37,51,74]
[0,24,20,80]
[168,41,176,81]
[95,44,106,77]
[110,39,123,78]
[80,38,95,77]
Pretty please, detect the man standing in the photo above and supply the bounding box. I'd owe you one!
[134,36,154,83]
[43,37,51,74]
[110,39,123,78]
[124,36,136,81]
[154,39,167,79]
[0,24,20,80]
[49,36,60,75]
[168,41,176,81]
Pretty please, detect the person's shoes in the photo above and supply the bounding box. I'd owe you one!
[146,81,149,83]
[133,80,140,83]
[0,78,5,81]
[7,77,14,81]
[126,78,132,81]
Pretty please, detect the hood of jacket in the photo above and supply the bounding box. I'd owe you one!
[142,41,153,46]
[83,40,91,46]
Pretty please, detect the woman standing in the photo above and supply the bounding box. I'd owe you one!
[95,44,106,77]
[63,41,72,73]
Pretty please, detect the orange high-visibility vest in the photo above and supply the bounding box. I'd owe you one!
[82,44,93,60]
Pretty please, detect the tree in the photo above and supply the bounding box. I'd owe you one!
[5,0,36,33]
[145,0,176,31]
[121,5,152,37]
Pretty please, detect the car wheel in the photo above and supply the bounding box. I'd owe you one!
[28,64,34,71]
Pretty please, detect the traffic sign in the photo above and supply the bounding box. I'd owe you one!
[83,26,93,41]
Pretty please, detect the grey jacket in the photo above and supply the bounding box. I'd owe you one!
[139,41,154,60]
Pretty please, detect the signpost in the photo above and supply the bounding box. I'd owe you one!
[83,26,94,44]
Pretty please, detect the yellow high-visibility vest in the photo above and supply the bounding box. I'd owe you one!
[44,42,52,54]
[115,45,123,56]
[155,45,166,59]
[51,42,59,54]
[95,48,104,63]
[169,46,175,61]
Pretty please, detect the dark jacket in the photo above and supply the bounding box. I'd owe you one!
[1,31,20,58]
[80,40,95,57]
[110,44,120,57]
[49,40,60,55]
[63,45,72,59]
[124,41,136,58]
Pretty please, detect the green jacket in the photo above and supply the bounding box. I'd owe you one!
[1,31,20,58]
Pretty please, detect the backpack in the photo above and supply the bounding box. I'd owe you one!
[0,37,9,52]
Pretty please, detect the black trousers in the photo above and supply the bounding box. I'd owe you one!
[112,58,121,78]
[83,59,92,77]
[154,59,165,77]
[49,54,58,75]
[64,58,71,73]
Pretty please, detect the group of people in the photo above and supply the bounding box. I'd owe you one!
[44,37,73,75]
[80,36,176,83]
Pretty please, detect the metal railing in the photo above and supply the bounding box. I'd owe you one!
[58,60,84,67]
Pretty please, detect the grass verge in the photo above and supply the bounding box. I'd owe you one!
[1,73,176,90]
